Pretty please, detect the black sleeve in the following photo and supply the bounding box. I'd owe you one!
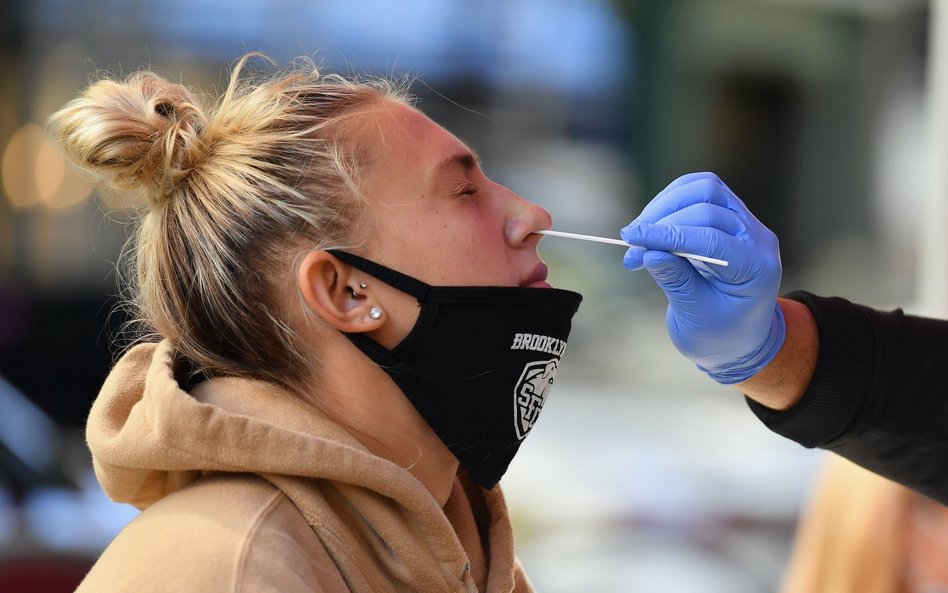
[746,291,948,504]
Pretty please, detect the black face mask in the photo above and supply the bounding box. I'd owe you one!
[329,250,583,489]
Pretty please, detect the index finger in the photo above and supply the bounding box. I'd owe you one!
[633,173,731,225]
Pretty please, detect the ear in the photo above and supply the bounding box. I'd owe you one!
[298,251,385,333]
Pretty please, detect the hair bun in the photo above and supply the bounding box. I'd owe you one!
[49,71,209,207]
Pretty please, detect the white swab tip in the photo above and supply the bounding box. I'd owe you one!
[534,229,729,267]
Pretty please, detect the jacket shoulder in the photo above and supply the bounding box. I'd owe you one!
[77,473,349,593]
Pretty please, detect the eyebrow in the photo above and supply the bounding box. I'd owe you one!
[432,150,482,175]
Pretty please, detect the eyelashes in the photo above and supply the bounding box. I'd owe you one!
[448,179,480,197]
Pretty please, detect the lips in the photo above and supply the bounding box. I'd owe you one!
[521,263,551,288]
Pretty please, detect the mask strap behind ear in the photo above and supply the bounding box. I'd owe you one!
[327,250,432,303]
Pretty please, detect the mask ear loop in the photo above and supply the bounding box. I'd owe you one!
[328,250,432,303]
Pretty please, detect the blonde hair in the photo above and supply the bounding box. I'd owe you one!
[49,55,410,395]
[780,454,912,593]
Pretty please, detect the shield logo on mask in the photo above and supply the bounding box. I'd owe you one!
[513,358,559,440]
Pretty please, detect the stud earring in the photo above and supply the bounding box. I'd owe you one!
[359,282,367,289]
[369,306,383,320]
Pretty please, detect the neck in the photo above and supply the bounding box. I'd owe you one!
[308,331,460,507]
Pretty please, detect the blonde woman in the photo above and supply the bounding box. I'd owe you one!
[51,56,582,592]
[781,454,948,593]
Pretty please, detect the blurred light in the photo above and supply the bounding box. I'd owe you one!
[43,162,95,211]
[2,124,46,209]
[0,375,58,473]
[24,471,139,552]
[35,136,65,202]
[1,123,94,211]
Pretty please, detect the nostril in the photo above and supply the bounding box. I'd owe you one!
[504,220,522,246]
[503,190,552,245]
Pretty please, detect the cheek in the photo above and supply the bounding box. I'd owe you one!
[417,200,502,249]
[447,202,506,248]
[369,199,515,285]
[446,206,518,283]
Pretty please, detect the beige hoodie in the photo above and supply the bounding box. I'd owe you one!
[78,341,534,593]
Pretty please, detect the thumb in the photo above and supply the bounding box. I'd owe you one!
[623,245,646,270]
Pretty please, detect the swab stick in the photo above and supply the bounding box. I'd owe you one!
[535,229,729,267]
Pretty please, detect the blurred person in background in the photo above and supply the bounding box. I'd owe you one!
[622,172,948,506]
[50,54,582,592]
[780,454,948,593]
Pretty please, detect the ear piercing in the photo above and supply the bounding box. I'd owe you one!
[350,281,369,298]
[350,282,381,319]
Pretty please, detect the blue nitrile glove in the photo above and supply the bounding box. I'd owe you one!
[620,172,785,384]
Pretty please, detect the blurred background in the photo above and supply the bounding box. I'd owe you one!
[0,0,938,591]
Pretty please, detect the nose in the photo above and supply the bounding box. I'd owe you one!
[503,188,553,247]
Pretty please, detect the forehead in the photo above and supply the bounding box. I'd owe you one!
[362,100,469,166]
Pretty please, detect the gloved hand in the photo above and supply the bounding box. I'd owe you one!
[620,172,785,384]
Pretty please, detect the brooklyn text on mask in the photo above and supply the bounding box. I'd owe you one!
[510,333,567,357]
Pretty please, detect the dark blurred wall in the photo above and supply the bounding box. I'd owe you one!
[624,0,927,274]
[0,289,123,427]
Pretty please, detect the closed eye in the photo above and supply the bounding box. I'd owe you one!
[450,180,480,197]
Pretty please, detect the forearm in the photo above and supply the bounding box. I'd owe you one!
[742,294,948,505]
[735,297,818,411]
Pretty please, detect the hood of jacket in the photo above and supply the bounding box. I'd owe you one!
[87,340,521,592]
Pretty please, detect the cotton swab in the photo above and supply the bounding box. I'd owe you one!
[534,229,729,267]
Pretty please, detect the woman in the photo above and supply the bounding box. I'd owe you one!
[51,55,582,592]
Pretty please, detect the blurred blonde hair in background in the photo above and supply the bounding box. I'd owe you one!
[780,454,920,593]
